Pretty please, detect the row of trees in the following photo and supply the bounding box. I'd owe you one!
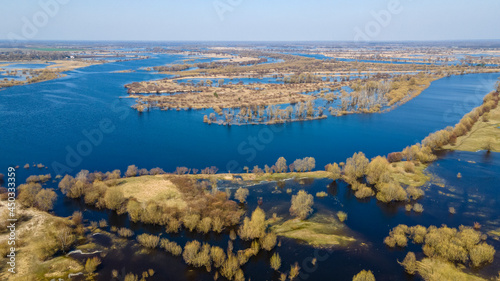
[421,89,499,150]
[243,157,316,175]
[124,165,219,177]
[195,57,268,70]
[206,100,328,125]
[204,74,438,126]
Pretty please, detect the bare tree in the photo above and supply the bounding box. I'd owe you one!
[57,227,75,253]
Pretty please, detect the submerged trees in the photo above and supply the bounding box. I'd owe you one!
[18,183,57,211]
[270,252,281,271]
[290,190,314,220]
[260,232,277,251]
[239,207,267,240]
[400,252,417,274]
[275,157,288,173]
[325,163,341,180]
[136,234,160,249]
[343,152,369,182]
[375,182,407,203]
[34,189,57,211]
[365,156,389,185]
[386,224,496,269]
[235,187,249,204]
[352,270,376,281]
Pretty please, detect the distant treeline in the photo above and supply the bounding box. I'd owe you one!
[0,50,71,61]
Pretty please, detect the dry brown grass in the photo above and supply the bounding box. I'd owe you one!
[111,175,187,209]
[417,258,487,281]
[0,202,83,280]
[0,59,100,89]
[443,100,500,152]
[270,213,357,247]
[46,60,97,71]
[126,79,320,110]
[387,161,430,187]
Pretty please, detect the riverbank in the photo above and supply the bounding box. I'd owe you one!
[125,48,500,125]
[443,98,500,152]
[0,59,101,89]
[0,202,83,280]
[126,70,446,126]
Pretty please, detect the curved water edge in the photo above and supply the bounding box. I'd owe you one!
[67,272,84,278]
[66,249,103,256]
[0,53,498,176]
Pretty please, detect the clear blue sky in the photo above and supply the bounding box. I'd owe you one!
[1,0,499,41]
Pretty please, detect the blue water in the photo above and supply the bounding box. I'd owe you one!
[0,54,499,177]
[2,62,54,69]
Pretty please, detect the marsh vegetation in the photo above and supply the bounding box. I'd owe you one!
[125,48,500,125]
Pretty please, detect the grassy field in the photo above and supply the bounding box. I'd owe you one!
[113,175,185,207]
[270,213,357,248]
[417,258,488,281]
[443,103,500,152]
[180,170,330,182]
[388,161,430,187]
[0,203,83,280]
[126,78,319,110]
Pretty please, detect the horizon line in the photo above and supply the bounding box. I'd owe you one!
[2,39,500,44]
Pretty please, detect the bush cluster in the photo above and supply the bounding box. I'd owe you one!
[58,171,244,236]
[289,190,314,220]
[136,233,160,249]
[18,182,57,211]
[385,224,495,268]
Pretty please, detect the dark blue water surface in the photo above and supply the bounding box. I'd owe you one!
[1,53,498,176]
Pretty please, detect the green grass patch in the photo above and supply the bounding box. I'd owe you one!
[270,213,356,248]
[487,228,500,238]
[444,104,500,153]
[417,258,487,281]
[32,256,84,281]
[113,175,185,207]
[388,162,430,187]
